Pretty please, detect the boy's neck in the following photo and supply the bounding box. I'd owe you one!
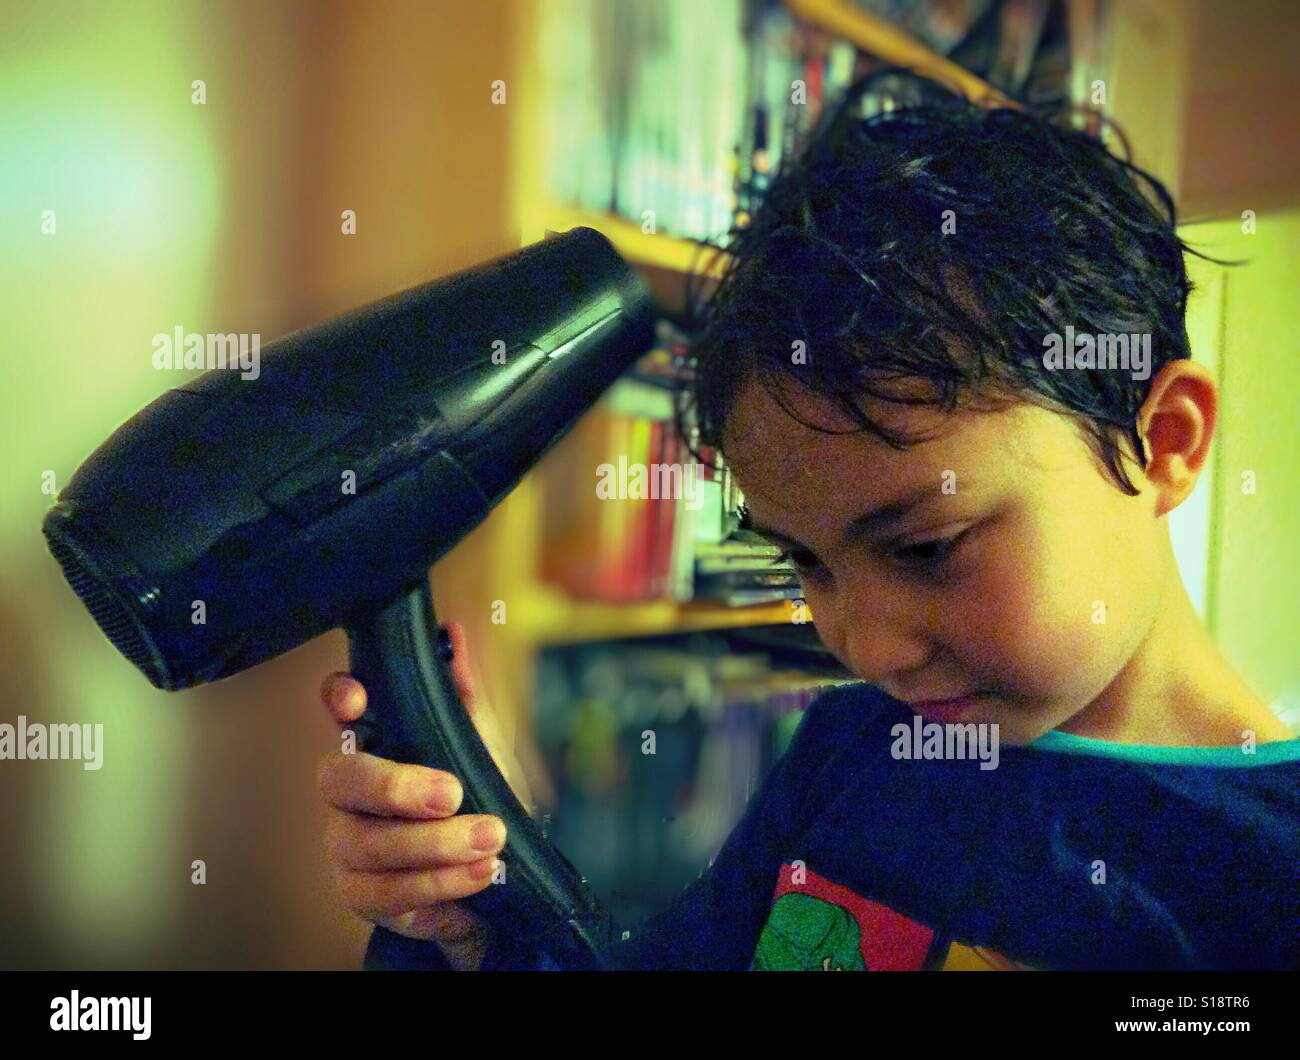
[1056,565,1294,748]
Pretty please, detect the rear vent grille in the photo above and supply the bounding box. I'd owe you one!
[45,530,169,688]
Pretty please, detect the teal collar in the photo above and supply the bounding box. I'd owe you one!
[1028,728,1300,767]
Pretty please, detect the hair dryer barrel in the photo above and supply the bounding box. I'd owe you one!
[43,228,657,690]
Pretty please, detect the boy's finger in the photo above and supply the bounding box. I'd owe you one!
[321,672,366,723]
[319,751,462,818]
[425,625,528,805]
[336,859,500,921]
[329,812,506,873]
[444,623,506,744]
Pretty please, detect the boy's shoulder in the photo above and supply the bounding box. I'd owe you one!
[794,680,1300,784]
[764,683,1300,969]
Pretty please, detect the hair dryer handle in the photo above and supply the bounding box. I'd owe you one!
[344,579,612,970]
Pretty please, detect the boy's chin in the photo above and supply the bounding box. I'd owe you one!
[968,699,1064,747]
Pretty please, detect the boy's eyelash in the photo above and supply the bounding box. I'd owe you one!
[769,534,963,574]
[892,536,960,567]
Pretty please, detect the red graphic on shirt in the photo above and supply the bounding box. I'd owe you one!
[772,863,936,971]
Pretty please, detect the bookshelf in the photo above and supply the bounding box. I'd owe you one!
[490,0,1017,715]
[517,0,1005,276]
[518,590,798,647]
[487,0,1033,738]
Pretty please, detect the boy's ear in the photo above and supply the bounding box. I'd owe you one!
[1136,359,1218,517]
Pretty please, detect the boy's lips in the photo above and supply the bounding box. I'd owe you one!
[902,695,980,723]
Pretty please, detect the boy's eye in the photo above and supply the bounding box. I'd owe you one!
[769,530,968,576]
[891,534,961,568]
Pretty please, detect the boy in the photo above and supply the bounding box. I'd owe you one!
[316,71,1298,971]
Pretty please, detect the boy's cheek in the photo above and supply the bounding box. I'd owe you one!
[965,556,1110,696]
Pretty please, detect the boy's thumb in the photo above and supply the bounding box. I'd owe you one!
[443,621,479,709]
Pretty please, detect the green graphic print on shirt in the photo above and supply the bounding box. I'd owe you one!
[750,892,866,970]
[749,862,960,971]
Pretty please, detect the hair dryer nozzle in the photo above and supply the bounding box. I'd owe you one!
[44,503,176,688]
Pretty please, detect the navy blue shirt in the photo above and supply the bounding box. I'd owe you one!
[365,682,1300,971]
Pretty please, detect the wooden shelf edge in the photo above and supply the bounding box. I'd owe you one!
[784,0,1009,106]
[512,589,807,647]
[529,202,732,279]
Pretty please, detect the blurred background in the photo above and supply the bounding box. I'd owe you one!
[1,0,1297,969]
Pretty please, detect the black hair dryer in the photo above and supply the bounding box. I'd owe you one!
[42,228,659,969]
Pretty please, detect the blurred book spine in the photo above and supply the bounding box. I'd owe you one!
[540,0,750,245]
[540,0,1092,245]
[535,637,857,925]
[537,319,797,605]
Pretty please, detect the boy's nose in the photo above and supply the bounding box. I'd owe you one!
[840,624,933,692]
[815,579,934,689]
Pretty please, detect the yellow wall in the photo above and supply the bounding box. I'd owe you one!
[1,0,520,969]
[1183,212,1300,706]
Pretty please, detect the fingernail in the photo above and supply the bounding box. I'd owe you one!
[471,857,499,880]
[472,818,505,851]
[428,780,461,813]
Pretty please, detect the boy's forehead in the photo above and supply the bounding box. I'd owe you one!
[720,376,1050,529]
[723,377,961,496]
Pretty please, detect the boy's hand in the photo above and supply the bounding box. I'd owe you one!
[316,622,531,971]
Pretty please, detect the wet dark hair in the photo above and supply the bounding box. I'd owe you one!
[675,69,1225,496]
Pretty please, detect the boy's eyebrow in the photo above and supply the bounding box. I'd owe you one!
[740,484,945,548]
